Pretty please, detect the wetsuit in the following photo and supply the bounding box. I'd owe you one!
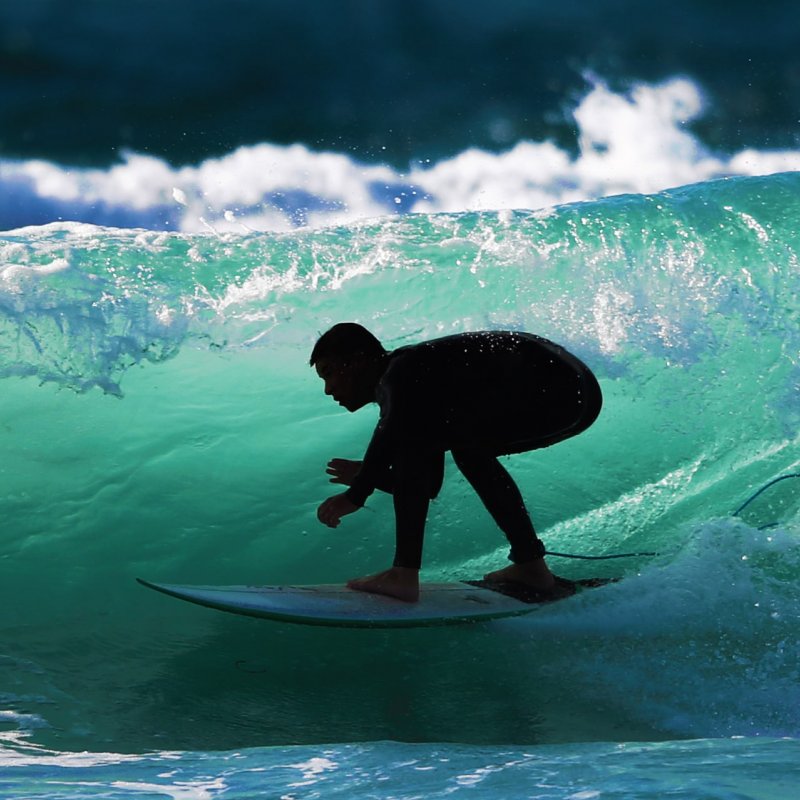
[343,331,602,569]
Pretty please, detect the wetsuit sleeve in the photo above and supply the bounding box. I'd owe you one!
[345,387,396,507]
[344,371,403,507]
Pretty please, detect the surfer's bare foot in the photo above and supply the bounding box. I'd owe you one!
[483,558,556,592]
[347,566,420,603]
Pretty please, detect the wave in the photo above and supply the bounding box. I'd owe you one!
[1,166,798,751]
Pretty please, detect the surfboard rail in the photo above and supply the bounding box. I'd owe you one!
[137,576,613,629]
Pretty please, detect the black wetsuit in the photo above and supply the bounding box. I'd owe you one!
[343,331,602,569]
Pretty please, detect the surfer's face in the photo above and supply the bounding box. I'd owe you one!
[315,357,371,412]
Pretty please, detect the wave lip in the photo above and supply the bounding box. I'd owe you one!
[3,169,799,397]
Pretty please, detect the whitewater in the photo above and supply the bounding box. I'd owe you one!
[1,78,799,798]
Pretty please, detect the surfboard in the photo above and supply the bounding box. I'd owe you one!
[136,576,611,629]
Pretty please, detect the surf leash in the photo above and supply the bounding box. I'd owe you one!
[528,474,800,562]
[731,473,800,522]
[544,549,657,560]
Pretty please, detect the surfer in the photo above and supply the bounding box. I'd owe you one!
[312,323,602,602]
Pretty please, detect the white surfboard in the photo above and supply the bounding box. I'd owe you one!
[137,577,608,628]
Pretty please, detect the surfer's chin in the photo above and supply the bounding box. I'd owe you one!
[340,398,369,412]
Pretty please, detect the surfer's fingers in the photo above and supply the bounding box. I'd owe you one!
[326,469,346,484]
[327,458,362,470]
[326,461,356,485]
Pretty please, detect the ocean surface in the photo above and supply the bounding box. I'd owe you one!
[2,1,800,797]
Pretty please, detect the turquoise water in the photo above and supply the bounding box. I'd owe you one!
[2,172,799,794]
[2,739,799,799]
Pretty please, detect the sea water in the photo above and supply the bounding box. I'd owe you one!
[2,17,800,800]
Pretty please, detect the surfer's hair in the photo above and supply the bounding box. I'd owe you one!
[309,322,387,366]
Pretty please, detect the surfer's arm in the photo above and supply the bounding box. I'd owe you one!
[317,406,397,526]
[344,380,401,507]
[327,458,395,494]
[344,422,394,507]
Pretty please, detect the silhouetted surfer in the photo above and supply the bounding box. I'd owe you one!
[311,323,602,602]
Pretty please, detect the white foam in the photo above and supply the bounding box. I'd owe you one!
[2,77,799,234]
[1,257,70,285]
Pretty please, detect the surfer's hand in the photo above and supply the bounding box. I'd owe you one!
[317,492,359,528]
[326,458,362,486]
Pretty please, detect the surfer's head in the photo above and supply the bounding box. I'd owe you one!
[310,323,387,412]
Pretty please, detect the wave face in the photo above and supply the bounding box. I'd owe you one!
[1,171,799,755]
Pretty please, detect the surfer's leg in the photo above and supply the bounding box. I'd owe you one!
[451,449,554,589]
[373,454,445,499]
[451,449,544,562]
[347,448,444,603]
[390,448,444,569]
